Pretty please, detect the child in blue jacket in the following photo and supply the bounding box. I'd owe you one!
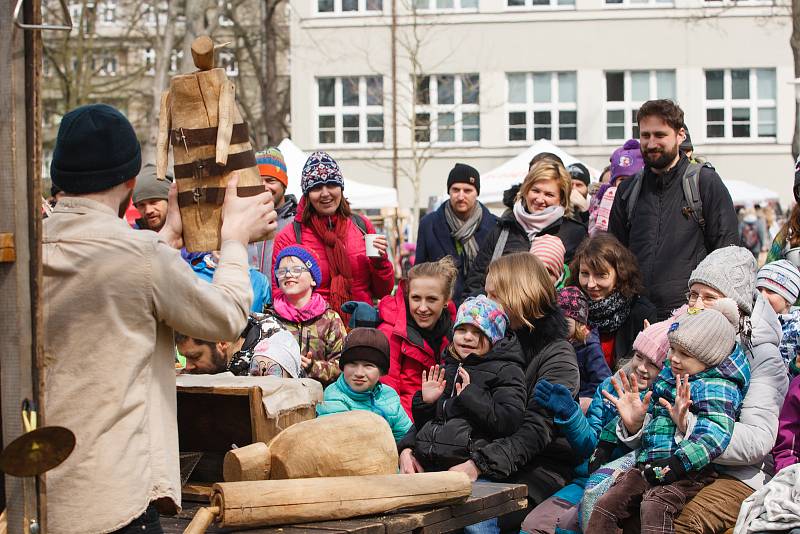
[520,317,671,534]
[316,327,411,442]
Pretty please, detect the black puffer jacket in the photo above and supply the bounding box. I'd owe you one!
[470,307,581,499]
[608,154,739,320]
[399,333,527,471]
[463,186,587,299]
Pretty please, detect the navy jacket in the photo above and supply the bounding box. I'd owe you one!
[415,201,497,302]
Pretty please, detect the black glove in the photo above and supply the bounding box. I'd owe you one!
[341,301,381,329]
[642,457,687,486]
[588,440,616,474]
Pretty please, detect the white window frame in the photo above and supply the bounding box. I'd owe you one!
[95,54,117,77]
[414,74,480,146]
[218,0,234,26]
[603,69,676,143]
[144,1,168,27]
[506,72,577,145]
[218,50,238,77]
[98,0,116,22]
[314,0,384,15]
[411,0,478,13]
[315,76,385,147]
[703,68,777,143]
[142,48,156,76]
[505,0,574,11]
[168,49,183,74]
[603,0,672,8]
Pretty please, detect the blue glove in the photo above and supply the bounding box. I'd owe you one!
[341,301,381,329]
[533,379,578,420]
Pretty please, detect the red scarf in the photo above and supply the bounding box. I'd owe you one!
[301,197,353,318]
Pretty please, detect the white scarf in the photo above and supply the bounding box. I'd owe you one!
[512,201,565,241]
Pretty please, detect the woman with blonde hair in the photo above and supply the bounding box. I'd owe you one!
[443,252,580,533]
[463,160,587,298]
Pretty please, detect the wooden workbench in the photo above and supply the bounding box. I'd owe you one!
[161,481,528,534]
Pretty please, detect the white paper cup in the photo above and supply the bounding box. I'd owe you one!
[365,234,382,258]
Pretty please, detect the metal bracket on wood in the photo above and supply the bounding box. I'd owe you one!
[0,233,16,262]
[13,0,72,31]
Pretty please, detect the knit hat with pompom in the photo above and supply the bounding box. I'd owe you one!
[667,297,740,368]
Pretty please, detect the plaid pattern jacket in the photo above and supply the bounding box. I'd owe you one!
[601,343,750,473]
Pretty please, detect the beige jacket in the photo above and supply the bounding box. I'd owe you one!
[43,197,252,534]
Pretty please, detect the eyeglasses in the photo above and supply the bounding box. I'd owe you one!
[685,290,719,306]
[276,266,310,279]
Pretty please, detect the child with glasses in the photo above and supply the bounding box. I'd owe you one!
[269,246,347,387]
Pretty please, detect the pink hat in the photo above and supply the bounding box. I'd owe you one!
[530,235,566,281]
[632,318,672,369]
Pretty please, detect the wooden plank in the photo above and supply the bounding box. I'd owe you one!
[178,386,252,396]
[182,483,213,504]
[249,386,269,444]
[418,498,528,534]
[450,483,525,517]
[298,519,384,534]
[380,508,452,534]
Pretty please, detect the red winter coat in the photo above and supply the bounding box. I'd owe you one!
[271,208,395,305]
[378,282,456,420]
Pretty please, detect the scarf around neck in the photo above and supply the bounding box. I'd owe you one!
[588,291,632,334]
[512,201,565,241]
[273,292,328,323]
[405,304,452,361]
[444,201,483,269]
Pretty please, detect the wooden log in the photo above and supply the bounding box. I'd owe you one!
[182,506,218,534]
[156,90,171,180]
[212,472,472,528]
[222,442,270,482]
[215,81,234,166]
[191,36,215,71]
[267,411,398,480]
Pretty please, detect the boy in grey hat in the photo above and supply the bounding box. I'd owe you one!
[757,260,800,376]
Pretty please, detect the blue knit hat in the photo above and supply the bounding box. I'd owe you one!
[274,246,322,287]
[301,151,344,195]
[51,104,142,194]
[454,295,508,346]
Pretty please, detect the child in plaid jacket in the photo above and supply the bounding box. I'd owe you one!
[587,298,750,534]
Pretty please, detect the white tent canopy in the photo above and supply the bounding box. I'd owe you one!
[478,140,601,206]
[723,179,780,207]
[277,138,399,209]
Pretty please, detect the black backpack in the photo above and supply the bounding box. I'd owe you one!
[293,215,368,244]
[620,162,706,232]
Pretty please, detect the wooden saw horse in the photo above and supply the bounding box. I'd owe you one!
[155,35,268,252]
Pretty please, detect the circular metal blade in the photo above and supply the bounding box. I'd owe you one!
[0,426,76,477]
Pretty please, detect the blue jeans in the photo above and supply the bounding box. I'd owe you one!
[464,478,501,534]
[111,504,163,534]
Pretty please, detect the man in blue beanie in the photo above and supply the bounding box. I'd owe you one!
[43,103,277,534]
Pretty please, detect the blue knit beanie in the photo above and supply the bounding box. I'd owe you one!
[51,104,142,194]
[274,246,322,287]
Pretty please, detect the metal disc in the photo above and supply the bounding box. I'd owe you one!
[0,426,76,477]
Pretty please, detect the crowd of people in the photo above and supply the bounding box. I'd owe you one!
[41,97,800,534]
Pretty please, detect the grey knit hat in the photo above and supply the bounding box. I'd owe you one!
[132,163,172,204]
[756,260,800,307]
[668,298,739,368]
[688,246,757,316]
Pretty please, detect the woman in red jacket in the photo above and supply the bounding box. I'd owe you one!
[378,257,458,419]
[271,151,395,318]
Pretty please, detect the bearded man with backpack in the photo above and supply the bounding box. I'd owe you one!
[608,100,739,320]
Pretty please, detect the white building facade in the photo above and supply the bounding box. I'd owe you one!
[288,0,794,211]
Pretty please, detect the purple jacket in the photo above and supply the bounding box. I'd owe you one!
[773,374,800,474]
[576,328,612,398]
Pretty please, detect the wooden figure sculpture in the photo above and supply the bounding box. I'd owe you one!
[155,35,268,252]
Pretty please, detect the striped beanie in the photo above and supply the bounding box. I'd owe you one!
[757,260,800,306]
[530,235,566,281]
[256,147,288,188]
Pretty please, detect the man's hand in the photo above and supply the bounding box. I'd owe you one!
[220,173,277,246]
[421,365,446,404]
[601,372,652,435]
[448,459,480,482]
[398,448,424,474]
[158,182,184,249]
[658,373,692,434]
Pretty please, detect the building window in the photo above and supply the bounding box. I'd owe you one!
[704,68,776,140]
[604,0,671,6]
[218,0,234,26]
[316,0,383,14]
[169,49,183,74]
[99,0,115,22]
[219,50,238,77]
[94,54,117,77]
[507,0,573,8]
[414,74,479,144]
[604,70,676,141]
[142,48,155,76]
[413,0,477,11]
[506,72,577,143]
[145,1,168,26]
[316,76,384,145]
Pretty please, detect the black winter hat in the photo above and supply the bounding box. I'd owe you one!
[50,104,142,194]
[680,126,693,153]
[340,327,390,374]
[567,163,591,186]
[447,163,480,194]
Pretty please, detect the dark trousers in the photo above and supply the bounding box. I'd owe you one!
[111,504,163,534]
[587,466,716,534]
